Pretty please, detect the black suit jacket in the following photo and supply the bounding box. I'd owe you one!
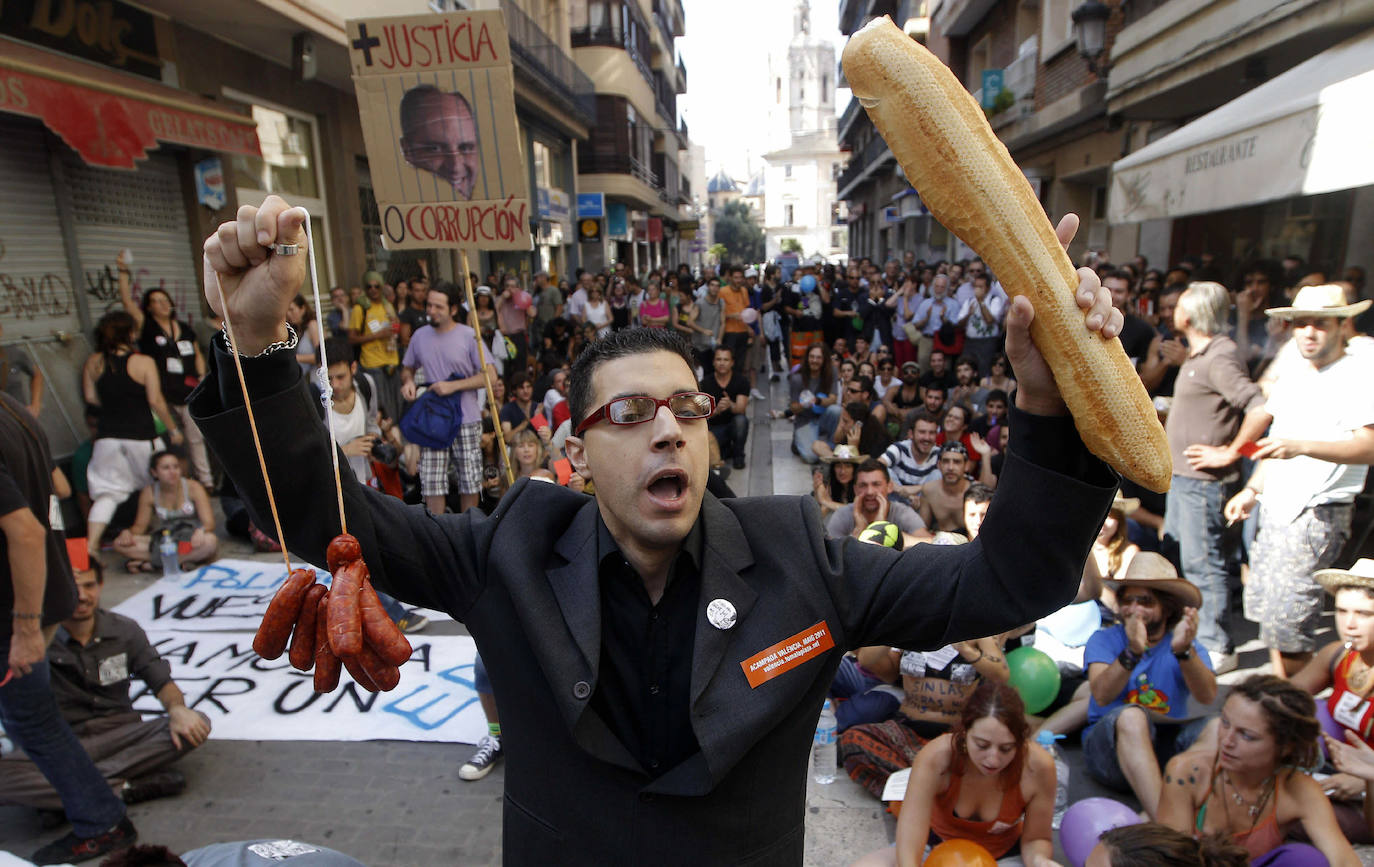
[190,342,1115,865]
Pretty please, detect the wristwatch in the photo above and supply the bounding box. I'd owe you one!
[1117,648,1142,669]
[1173,647,1194,661]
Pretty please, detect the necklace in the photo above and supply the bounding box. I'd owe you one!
[1223,769,1274,824]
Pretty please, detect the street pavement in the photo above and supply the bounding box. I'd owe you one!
[0,373,1364,866]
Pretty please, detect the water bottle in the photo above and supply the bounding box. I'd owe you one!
[159,530,179,578]
[813,698,838,784]
[1035,730,1069,829]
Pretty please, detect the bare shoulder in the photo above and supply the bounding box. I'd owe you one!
[917,733,954,769]
[1162,750,1210,791]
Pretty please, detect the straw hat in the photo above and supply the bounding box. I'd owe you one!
[1315,559,1374,595]
[821,444,867,464]
[1104,552,1203,609]
[1265,284,1371,320]
[1110,492,1140,516]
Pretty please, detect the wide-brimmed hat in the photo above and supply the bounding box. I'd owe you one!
[1110,492,1140,515]
[1265,284,1371,320]
[822,444,867,464]
[1315,559,1374,595]
[1105,552,1203,609]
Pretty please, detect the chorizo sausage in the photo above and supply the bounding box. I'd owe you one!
[313,593,341,693]
[327,559,364,658]
[326,533,361,572]
[288,583,327,672]
[359,578,412,667]
[253,568,316,660]
[352,642,401,692]
[340,653,379,692]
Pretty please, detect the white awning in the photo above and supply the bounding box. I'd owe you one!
[1108,29,1374,224]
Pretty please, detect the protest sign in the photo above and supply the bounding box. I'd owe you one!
[347,11,529,251]
[110,559,452,632]
[131,631,484,743]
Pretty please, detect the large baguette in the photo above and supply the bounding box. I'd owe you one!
[842,17,1170,492]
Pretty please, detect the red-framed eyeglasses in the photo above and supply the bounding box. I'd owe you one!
[575,392,716,435]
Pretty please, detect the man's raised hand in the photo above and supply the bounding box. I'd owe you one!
[203,195,309,356]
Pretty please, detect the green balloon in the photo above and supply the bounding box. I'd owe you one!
[852,316,864,330]
[1005,646,1061,714]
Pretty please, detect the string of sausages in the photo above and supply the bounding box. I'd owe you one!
[215,216,407,694]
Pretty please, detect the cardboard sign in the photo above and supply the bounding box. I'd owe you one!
[133,631,485,743]
[111,559,453,633]
[347,11,530,251]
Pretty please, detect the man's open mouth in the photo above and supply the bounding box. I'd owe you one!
[647,469,688,502]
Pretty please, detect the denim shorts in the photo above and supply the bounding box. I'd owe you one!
[1082,704,1209,791]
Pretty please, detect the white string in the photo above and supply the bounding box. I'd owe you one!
[299,211,347,535]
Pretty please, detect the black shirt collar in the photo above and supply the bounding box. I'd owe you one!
[595,508,704,587]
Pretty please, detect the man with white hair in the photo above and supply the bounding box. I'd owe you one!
[1160,282,1265,671]
[1201,285,1374,676]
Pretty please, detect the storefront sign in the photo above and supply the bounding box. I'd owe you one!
[348,11,530,251]
[678,219,699,241]
[195,157,225,209]
[980,69,1003,109]
[2,0,162,80]
[576,191,604,218]
[648,217,663,243]
[0,53,261,169]
[578,217,602,243]
[883,205,901,224]
[606,202,628,239]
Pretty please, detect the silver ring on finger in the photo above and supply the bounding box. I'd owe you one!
[273,243,300,256]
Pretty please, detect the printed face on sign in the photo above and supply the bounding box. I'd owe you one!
[399,87,480,200]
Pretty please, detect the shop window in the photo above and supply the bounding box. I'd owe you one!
[1041,0,1075,56]
[785,204,795,226]
[226,91,333,290]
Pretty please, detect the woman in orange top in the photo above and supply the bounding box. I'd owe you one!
[1157,675,1358,867]
[851,681,1058,867]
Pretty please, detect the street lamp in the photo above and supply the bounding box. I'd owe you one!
[1071,0,1112,74]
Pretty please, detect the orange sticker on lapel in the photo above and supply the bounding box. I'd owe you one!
[741,621,835,688]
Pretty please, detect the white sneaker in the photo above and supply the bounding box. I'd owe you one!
[750,388,767,401]
[459,734,503,781]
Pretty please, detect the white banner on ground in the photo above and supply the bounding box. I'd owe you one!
[131,631,485,744]
[111,559,452,632]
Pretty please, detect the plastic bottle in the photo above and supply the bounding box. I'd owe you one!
[1035,730,1069,829]
[813,698,838,784]
[160,529,179,578]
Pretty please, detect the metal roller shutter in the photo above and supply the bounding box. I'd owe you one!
[64,150,202,323]
[0,115,90,456]
[0,116,82,340]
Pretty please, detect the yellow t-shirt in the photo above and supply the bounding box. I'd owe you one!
[350,300,400,369]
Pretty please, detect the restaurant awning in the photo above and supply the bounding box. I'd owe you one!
[1108,29,1374,224]
[0,38,260,170]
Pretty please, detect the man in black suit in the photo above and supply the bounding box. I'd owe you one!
[194,197,1122,865]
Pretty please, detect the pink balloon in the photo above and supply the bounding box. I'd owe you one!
[740,308,759,324]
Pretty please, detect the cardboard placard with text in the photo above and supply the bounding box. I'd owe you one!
[347,11,530,251]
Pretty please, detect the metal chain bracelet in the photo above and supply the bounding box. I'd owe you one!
[221,322,298,358]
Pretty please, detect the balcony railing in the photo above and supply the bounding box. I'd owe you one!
[675,56,687,94]
[836,134,892,196]
[501,0,596,126]
[653,72,676,124]
[838,95,863,145]
[571,4,653,88]
[581,152,660,190]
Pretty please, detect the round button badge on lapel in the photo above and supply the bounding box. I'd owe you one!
[706,598,737,630]
[572,681,592,699]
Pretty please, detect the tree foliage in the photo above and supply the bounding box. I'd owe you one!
[780,238,804,254]
[713,200,765,264]
[707,243,729,263]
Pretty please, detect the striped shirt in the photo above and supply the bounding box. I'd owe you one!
[880,440,941,487]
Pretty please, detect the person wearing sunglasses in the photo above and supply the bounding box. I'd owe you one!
[196,197,1124,865]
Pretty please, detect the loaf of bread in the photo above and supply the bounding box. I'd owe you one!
[842,16,1170,492]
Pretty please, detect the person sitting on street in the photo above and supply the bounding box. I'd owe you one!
[1089,823,1249,867]
[918,443,982,532]
[812,445,862,521]
[1082,553,1216,819]
[880,410,942,507]
[1158,675,1359,867]
[850,680,1058,867]
[110,451,217,574]
[700,346,750,470]
[0,556,210,812]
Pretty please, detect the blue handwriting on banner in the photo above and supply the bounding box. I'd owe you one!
[381,664,478,731]
[180,563,326,591]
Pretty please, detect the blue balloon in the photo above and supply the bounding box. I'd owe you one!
[799,275,817,293]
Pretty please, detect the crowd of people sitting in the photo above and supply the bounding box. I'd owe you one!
[34,241,1374,864]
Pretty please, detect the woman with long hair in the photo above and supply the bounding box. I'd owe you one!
[980,353,1017,398]
[812,446,861,520]
[82,311,183,558]
[789,342,839,464]
[583,285,612,338]
[1089,823,1249,867]
[116,250,211,487]
[287,294,321,376]
[508,427,547,480]
[1095,493,1142,609]
[1158,675,1359,867]
[112,450,218,572]
[851,681,1057,867]
[608,279,632,331]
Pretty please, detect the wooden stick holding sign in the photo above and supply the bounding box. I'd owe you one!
[461,250,514,487]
